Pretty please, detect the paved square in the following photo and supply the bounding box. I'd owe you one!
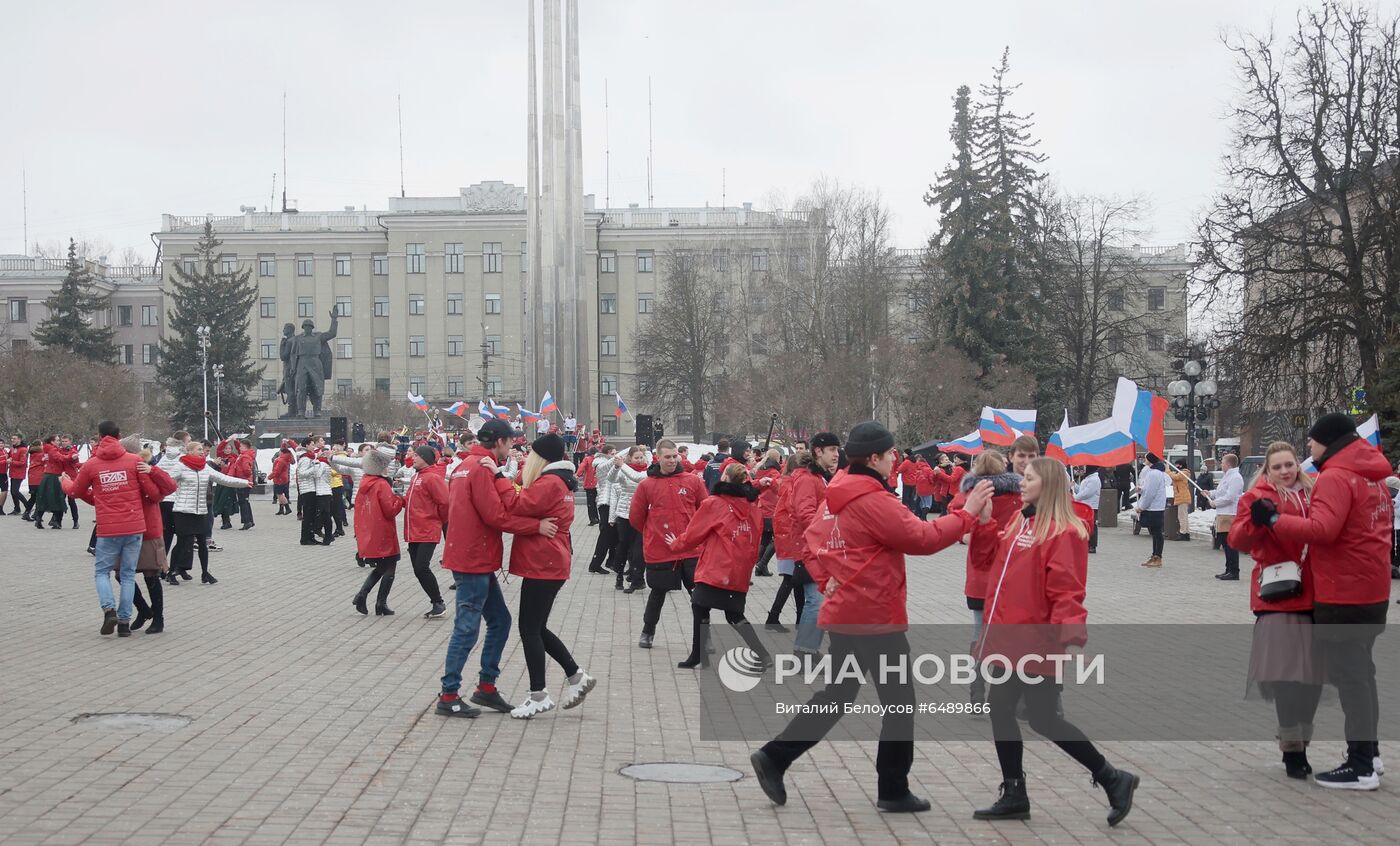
[1,497,1396,845]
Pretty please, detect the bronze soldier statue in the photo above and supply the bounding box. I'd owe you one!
[286,309,338,418]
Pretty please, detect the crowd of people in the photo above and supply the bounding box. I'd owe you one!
[7,406,1396,818]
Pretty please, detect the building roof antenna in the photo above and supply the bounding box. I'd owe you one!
[604,79,610,209]
[281,90,289,213]
[398,92,406,198]
[647,76,653,209]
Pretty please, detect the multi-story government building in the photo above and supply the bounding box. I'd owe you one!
[154,181,819,435]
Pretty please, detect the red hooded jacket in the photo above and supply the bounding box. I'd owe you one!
[630,464,708,563]
[580,454,598,490]
[773,464,829,560]
[949,471,1026,602]
[507,463,578,580]
[404,461,451,542]
[27,451,45,486]
[913,461,936,496]
[668,482,764,593]
[753,462,782,519]
[1269,438,1394,606]
[44,443,79,477]
[269,451,293,485]
[61,436,150,537]
[804,468,975,631]
[1228,481,1314,614]
[443,445,544,575]
[7,445,26,479]
[354,474,405,559]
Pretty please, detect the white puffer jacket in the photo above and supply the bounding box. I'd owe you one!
[608,462,648,522]
[595,459,617,508]
[158,445,184,502]
[297,455,333,495]
[332,444,400,483]
[165,460,249,515]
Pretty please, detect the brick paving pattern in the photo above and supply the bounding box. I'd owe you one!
[1,498,1396,845]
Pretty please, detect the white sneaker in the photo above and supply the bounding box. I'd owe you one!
[510,692,555,719]
[561,672,596,710]
[1375,756,1385,776]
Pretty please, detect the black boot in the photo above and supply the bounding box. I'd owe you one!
[677,620,709,669]
[353,571,382,615]
[374,574,396,616]
[1282,750,1312,779]
[1093,763,1140,828]
[973,778,1030,821]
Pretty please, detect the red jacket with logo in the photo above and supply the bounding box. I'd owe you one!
[508,463,578,580]
[354,474,405,559]
[404,462,451,542]
[668,483,764,593]
[773,465,828,560]
[629,464,708,563]
[1270,438,1394,606]
[804,468,974,631]
[443,445,543,574]
[7,445,25,479]
[1229,481,1314,614]
[61,437,149,537]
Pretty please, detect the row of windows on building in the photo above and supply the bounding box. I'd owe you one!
[191,246,784,279]
[114,344,160,365]
[256,291,657,320]
[256,333,632,360]
[5,299,160,326]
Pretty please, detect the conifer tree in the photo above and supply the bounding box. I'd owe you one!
[155,222,264,431]
[31,240,118,363]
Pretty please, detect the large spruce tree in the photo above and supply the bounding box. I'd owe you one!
[31,240,118,363]
[156,222,264,431]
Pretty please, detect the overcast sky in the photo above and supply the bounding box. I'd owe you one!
[3,0,1389,264]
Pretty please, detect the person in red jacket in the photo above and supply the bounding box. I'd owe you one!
[1250,413,1392,789]
[966,456,1139,827]
[948,449,1024,707]
[752,448,783,577]
[752,421,996,814]
[270,447,294,515]
[630,439,708,649]
[579,448,600,526]
[23,441,45,521]
[6,435,28,515]
[436,418,559,718]
[404,445,450,619]
[897,452,919,513]
[774,432,841,653]
[505,435,597,718]
[664,463,769,668]
[352,449,406,616]
[912,455,936,518]
[231,440,257,530]
[1228,440,1321,780]
[33,435,78,529]
[63,421,160,637]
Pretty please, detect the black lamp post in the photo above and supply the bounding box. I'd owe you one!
[1168,358,1220,473]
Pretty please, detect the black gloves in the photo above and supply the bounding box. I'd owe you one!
[1250,497,1280,527]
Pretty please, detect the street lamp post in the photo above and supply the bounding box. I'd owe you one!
[197,325,211,440]
[1167,358,1220,476]
[212,364,225,431]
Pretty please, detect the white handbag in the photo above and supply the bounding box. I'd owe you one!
[1258,560,1303,601]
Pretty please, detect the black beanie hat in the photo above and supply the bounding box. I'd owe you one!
[1308,412,1357,447]
[845,420,895,458]
[532,433,567,463]
[414,445,438,466]
[810,431,840,450]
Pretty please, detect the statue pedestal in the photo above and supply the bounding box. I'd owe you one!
[253,417,332,447]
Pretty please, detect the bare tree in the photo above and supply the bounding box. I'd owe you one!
[326,389,422,435]
[1194,3,1400,424]
[0,348,140,437]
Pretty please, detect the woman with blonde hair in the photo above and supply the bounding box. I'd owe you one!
[506,435,596,718]
[1228,441,1321,779]
[969,456,1139,827]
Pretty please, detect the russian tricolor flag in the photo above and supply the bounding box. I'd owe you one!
[1111,377,1168,457]
[539,391,559,416]
[614,392,628,418]
[938,430,984,455]
[442,401,469,418]
[978,407,1037,447]
[1046,411,1139,468]
[489,399,511,420]
[518,405,542,424]
[406,392,429,413]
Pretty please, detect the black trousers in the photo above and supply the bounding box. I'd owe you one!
[989,675,1106,781]
[132,574,164,625]
[237,488,254,527]
[329,490,347,534]
[641,559,697,635]
[1218,531,1239,574]
[1315,603,1386,772]
[765,573,805,625]
[585,488,598,524]
[68,496,78,524]
[611,517,644,587]
[761,632,917,801]
[408,541,443,604]
[1272,681,1323,738]
[8,477,27,511]
[160,501,176,552]
[682,589,768,665]
[170,511,209,575]
[518,577,578,692]
[589,504,616,569]
[756,518,775,570]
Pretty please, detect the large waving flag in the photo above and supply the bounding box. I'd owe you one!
[978,407,1037,447]
[489,398,511,420]
[614,392,629,418]
[1110,377,1169,457]
[938,429,984,455]
[478,399,492,418]
[518,405,542,424]
[539,391,559,415]
[407,392,429,413]
[442,401,469,418]
[1046,411,1138,468]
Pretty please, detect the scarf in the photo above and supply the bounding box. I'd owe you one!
[179,454,207,471]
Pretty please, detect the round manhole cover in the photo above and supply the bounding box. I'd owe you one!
[72,713,192,731]
[619,762,744,784]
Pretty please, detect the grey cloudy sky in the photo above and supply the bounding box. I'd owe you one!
[1,0,1377,263]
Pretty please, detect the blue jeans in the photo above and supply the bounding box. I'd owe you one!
[441,573,512,694]
[795,581,826,653]
[95,533,142,621]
